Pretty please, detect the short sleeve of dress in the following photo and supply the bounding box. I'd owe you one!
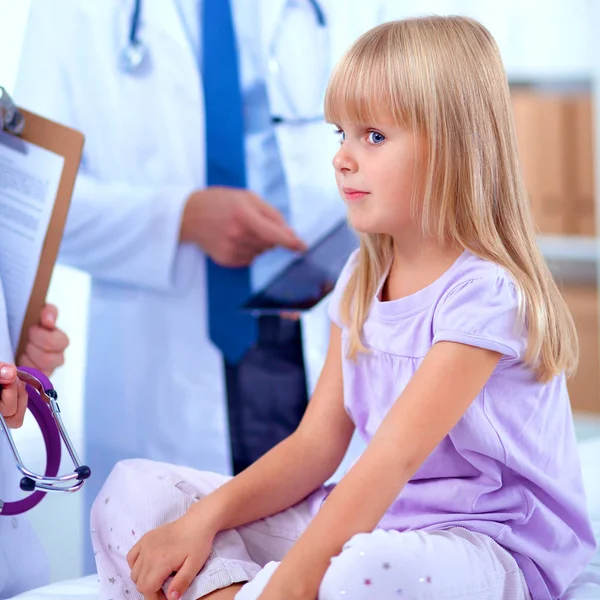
[432,272,527,360]
[327,249,360,328]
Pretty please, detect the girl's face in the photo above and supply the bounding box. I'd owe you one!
[332,119,426,236]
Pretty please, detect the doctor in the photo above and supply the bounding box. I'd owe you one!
[0,298,70,599]
[15,0,392,572]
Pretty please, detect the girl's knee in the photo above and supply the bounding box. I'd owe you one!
[92,458,146,502]
[91,460,224,529]
[90,458,173,528]
[319,528,525,600]
[319,530,437,600]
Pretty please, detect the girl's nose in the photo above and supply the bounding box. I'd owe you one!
[333,146,358,173]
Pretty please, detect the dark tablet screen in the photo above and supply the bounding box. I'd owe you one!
[242,221,359,314]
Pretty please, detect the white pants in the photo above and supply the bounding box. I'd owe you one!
[91,459,532,600]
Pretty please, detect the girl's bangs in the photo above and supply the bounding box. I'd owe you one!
[324,29,414,128]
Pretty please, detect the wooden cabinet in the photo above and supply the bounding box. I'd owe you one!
[566,95,595,235]
[511,90,595,236]
[561,285,600,414]
[512,90,599,413]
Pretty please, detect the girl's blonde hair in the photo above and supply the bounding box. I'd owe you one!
[325,16,578,382]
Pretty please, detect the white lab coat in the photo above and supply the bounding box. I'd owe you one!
[0,280,49,598]
[14,0,391,565]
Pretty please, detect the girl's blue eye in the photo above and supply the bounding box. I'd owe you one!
[368,131,385,144]
[335,128,345,142]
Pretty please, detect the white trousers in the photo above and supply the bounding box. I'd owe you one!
[91,459,531,600]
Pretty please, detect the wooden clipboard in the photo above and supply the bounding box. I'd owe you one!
[4,107,84,360]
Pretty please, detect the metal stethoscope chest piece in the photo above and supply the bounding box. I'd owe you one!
[119,0,151,75]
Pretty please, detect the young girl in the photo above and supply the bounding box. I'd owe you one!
[91,16,595,600]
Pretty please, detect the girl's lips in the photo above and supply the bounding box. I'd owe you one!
[343,188,369,201]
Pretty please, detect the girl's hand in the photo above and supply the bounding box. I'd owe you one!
[127,513,216,600]
[0,362,28,428]
[19,304,69,376]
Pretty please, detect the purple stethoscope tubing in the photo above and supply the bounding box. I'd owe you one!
[0,366,90,516]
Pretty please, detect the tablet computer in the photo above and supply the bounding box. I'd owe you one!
[242,220,359,314]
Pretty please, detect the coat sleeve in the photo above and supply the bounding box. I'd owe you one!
[13,1,192,292]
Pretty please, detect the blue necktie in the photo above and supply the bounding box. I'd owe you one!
[202,0,257,363]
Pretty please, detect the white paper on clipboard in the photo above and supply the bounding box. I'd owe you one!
[0,130,64,353]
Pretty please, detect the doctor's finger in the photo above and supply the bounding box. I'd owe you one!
[16,353,37,374]
[0,363,17,384]
[13,382,28,428]
[22,343,65,375]
[40,304,59,328]
[246,210,306,252]
[28,324,70,353]
[237,236,275,259]
[2,381,28,428]
[247,192,286,224]
[0,378,21,416]
[0,387,18,419]
[215,241,261,268]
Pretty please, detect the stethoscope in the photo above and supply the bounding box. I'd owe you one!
[119,0,329,125]
[0,367,91,516]
[119,0,147,75]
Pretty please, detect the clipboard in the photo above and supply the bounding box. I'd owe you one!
[0,86,84,360]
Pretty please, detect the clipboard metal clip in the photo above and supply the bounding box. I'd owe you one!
[0,86,25,135]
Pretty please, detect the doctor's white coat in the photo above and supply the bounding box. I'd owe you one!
[14,0,395,567]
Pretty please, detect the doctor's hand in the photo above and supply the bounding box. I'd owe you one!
[19,304,69,376]
[0,363,28,428]
[180,186,307,267]
[127,513,216,600]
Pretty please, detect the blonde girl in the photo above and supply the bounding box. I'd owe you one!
[91,17,594,600]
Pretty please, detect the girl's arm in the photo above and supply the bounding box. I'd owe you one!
[128,324,354,599]
[189,322,355,530]
[261,337,502,600]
